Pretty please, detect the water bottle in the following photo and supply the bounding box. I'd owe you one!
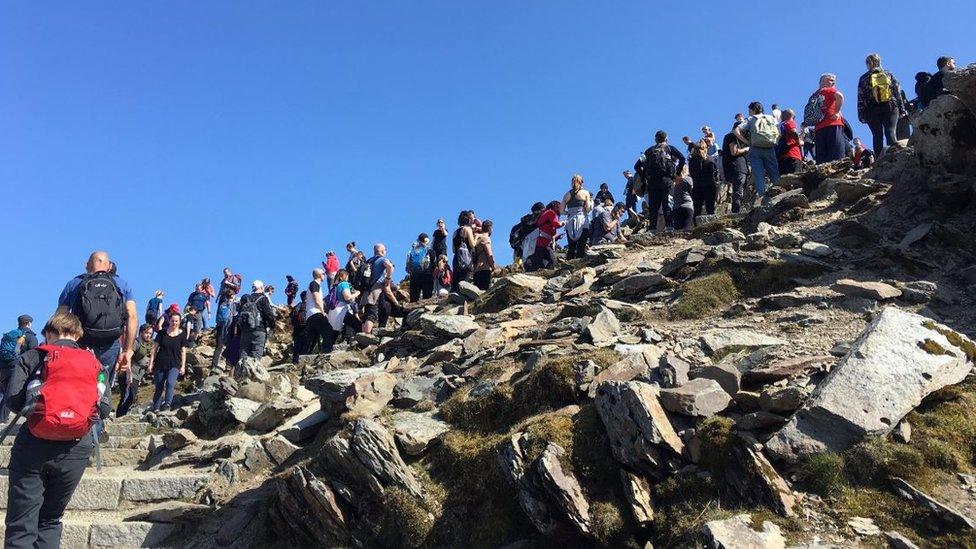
[97,371,107,397]
[26,379,42,405]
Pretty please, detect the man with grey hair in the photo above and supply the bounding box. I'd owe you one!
[236,279,276,360]
[360,243,394,335]
[811,72,847,164]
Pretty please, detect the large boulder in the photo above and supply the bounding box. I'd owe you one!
[389,411,450,456]
[945,63,976,117]
[659,378,731,417]
[594,381,683,479]
[610,273,668,299]
[911,94,976,176]
[831,279,901,300]
[535,443,591,535]
[305,367,396,418]
[700,330,787,356]
[474,274,545,313]
[418,314,481,340]
[766,307,974,462]
[701,514,786,549]
[588,345,663,397]
[584,308,621,347]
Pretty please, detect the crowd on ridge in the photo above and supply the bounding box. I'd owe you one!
[0,52,962,549]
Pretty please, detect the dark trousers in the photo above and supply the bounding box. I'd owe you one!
[82,340,120,440]
[451,268,470,292]
[4,437,91,549]
[409,272,434,302]
[116,364,145,417]
[473,270,492,291]
[672,206,694,230]
[240,329,267,359]
[529,246,556,271]
[304,313,330,354]
[646,182,673,230]
[814,125,846,164]
[778,157,803,176]
[866,109,898,158]
[566,230,589,259]
[728,171,746,213]
[322,314,361,353]
[691,182,717,218]
[211,322,228,370]
[151,367,180,411]
[291,327,305,364]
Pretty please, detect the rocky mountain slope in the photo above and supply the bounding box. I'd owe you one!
[12,65,976,548]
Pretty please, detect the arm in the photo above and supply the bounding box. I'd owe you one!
[731,141,749,156]
[671,146,686,175]
[5,350,41,413]
[147,341,159,374]
[179,344,187,376]
[892,73,906,114]
[23,332,38,354]
[464,227,477,249]
[733,125,748,144]
[856,74,868,122]
[314,289,325,312]
[117,300,138,371]
[260,297,276,331]
[835,91,845,117]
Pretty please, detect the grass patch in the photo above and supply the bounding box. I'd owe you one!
[796,453,844,498]
[380,488,435,548]
[590,500,633,547]
[919,338,952,355]
[838,488,976,549]
[690,217,737,239]
[697,417,736,475]
[672,272,740,319]
[652,473,729,547]
[734,260,814,297]
[843,437,929,487]
[923,320,976,360]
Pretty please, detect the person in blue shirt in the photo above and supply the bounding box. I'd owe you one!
[359,243,393,336]
[186,284,210,331]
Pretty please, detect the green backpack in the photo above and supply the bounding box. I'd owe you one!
[751,114,781,148]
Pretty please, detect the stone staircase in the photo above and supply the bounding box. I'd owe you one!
[0,416,211,548]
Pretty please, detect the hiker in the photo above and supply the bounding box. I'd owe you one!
[117,323,153,417]
[635,131,685,232]
[147,310,186,412]
[473,220,496,291]
[671,175,695,230]
[722,120,750,213]
[777,109,804,176]
[853,138,875,169]
[562,174,592,260]
[285,275,299,308]
[360,244,394,336]
[235,281,276,359]
[734,101,781,197]
[186,283,209,334]
[510,202,544,267]
[0,315,38,423]
[3,312,111,549]
[432,219,449,259]
[303,268,330,353]
[146,290,164,325]
[590,202,627,244]
[345,242,360,272]
[689,140,719,218]
[406,233,435,302]
[857,53,906,159]
[155,304,180,332]
[802,126,816,160]
[771,104,782,123]
[529,201,564,271]
[56,251,137,432]
[809,73,847,164]
[211,289,236,370]
[594,182,615,205]
[927,56,956,103]
[378,278,409,329]
[290,291,308,364]
[897,90,913,140]
[433,255,453,297]
[451,212,477,291]
[324,270,361,352]
[623,170,638,219]
[219,268,241,303]
[323,252,340,289]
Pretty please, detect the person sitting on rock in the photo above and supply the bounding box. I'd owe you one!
[590,202,628,244]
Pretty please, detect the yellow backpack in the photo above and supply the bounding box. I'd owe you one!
[870,71,892,103]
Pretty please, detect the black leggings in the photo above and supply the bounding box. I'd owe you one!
[530,246,557,271]
[409,272,433,302]
[473,270,492,290]
[692,182,717,218]
[673,206,694,230]
[566,229,590,259]
[303,313,330,354]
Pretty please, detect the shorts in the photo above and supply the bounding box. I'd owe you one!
[363,303,380,324]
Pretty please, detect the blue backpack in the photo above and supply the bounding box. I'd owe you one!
[215,301,233,325]
[406,246,431,274]
[0,329,25,361]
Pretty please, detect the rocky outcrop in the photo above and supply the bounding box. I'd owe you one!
[659,378,731,417]
[701,514,786,549]
[594,381,683,478]
[767,307,974,462]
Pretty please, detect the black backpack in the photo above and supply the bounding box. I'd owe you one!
[236,294,264,331]
[353,257,376,292]
[75,272,126,341]
[509,213,539,250]
[642,144,676,181]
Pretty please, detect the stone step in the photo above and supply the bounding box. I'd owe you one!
[0,446,148,468]
[0,467,208,511]
[0,421,150,438]
[0,434,150,450]
[0,510,185,548]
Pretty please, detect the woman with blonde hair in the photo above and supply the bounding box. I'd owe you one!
[561,174,592,260]
[688,139,719,219]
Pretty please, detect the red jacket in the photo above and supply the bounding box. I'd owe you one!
[535,208,564,248]
[324,255,340,275]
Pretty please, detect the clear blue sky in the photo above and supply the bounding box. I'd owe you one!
[1,1,973,326]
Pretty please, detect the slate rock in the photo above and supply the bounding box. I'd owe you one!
[701,514,786,549]
[659,378,732,417]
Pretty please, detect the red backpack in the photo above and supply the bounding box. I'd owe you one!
[28,345,102,441]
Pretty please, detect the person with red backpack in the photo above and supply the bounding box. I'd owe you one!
[56,251,136,440]
[3,311,110,549]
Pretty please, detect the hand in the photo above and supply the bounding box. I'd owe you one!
[179,366,186,377]
[116,349,133,372]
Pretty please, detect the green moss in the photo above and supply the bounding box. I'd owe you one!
[735,260,813,297]
[796,453,844,498]
[690,218,737,239]
[652,473,729,547]
[843,437,929,487]
[380,488,434,548]
[590,500,628,547]
[439,383,515,432]
[697,416,736,475]
[521,414,575,465]
[923,320,976,361]
[919,338,952,355]
[672,272,741,319]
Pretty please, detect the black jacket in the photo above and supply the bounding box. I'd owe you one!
[240,292,276,332]
[635,144,686,182]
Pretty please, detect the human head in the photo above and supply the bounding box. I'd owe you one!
[457,210,474,226]
[300,290,307,302]
[109,262,117,275]
[312,268,324,281]
[85,251,111,274]
[417,233,430,245]
[748,101,764,115]
[865,53,881,70]
[481,220,494,236]
[195,283,202,292]
[437,254,448,267]
[819,73,837,88]
[266,285,275,294]
[701,126,712,136]
[186,305,197,314]
[682,135,693,145]
[166,304,180,315]
[41,311,84,342]
[252,280,265,293]
[937,56,955,71]
[346,241,356,252]
[167,311,181,329]
[654,130,668,144]
[17,315,32,329]
[286,275,294,282]
[155,290,164,298]
[139,323,153,339]
[571,174,584,191]
[612,202,627,217]
[531,201,545,213]
[222,288,234,301]
[782,109,795,122]
[223,267,232,277]
[336,269,350,282]
[600,182,609,191]
[734,113,745,122]
[693,139,708,159]
[771,104,779,110]
[436,218,445,229]
[374,243,387,257]
[622,170,632,179]
[547,200,562,214]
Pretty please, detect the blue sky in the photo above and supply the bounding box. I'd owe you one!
[1,1,973,325]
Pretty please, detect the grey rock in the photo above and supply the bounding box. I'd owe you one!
[767,307,974,462]
[536,443,591,535]
[620,470,654,526]
[122,475,207,502]
[419,313,481,339]
[390,411,450,455]
[392,375,439,408]
[588,345,663,397]
[350,418,422,497]
[594,381,683,479]
[801,241,833,258]
[610,273,668,298]
[884,530,921,549]
[264,434,300,465]
[692,361,742,395]
[911,94,976,175]
[585,308,621,347]
[163,428,198,451]
[89,523,178,548]
[890,477,975,530]
[702,228,746,246]
[457,281,484,301]
[660,378,732,417]
[498,432,557,535]
[700,330,787,356]
[659,354,690,388]
[701,514,786,549]
[831,279,902,300]
[246,398,305,432]
[306,367,396,418]
[735,411,788,431]
[759,386,807,414]
[226,397,262,425]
